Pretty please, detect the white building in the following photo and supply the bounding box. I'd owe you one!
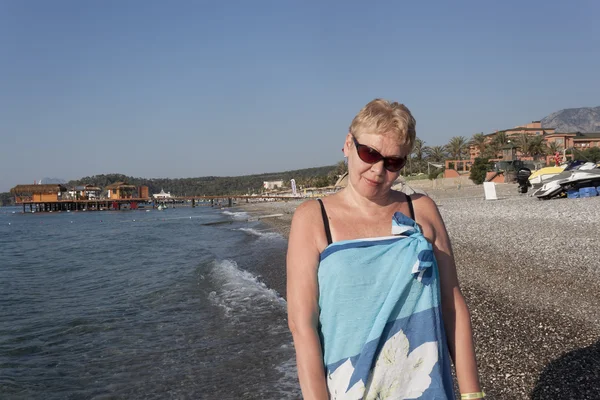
[153,189,172,200]
[263,180,284,190]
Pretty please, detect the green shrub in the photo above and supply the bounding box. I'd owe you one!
[469,157,491,185]
[428,168,444,180]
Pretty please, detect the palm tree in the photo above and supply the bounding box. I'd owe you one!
[493,131,509,146]
[424,146,447,162]
[547,141,563,155]
[445,136,469,160]
[487,131,508,158]
[528,135,547,159]
[470,133,487,157]
[411,138,426,173]
[514,134,532,157]
[412,138,425,161]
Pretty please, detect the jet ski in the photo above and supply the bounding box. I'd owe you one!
[528,165,566,189]
[533,161,600,200]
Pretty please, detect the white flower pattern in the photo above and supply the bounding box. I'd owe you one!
[327,359,366,399]
[327,330,438,399]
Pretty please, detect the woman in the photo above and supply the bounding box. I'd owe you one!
[286,99,483,399]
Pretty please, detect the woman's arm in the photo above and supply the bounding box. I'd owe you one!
[287,201,329,400]
[420,196,482,396]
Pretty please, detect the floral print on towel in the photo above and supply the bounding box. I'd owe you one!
[327,330,438,399]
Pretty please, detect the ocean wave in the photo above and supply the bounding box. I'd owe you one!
[235,227,282,240]
[221,210,249,220]
[206,259,285,318]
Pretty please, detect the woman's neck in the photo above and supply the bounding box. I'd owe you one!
[342,184,397,211]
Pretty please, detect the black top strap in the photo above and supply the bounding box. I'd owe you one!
[317,198,333,245]
[406,194,415,221]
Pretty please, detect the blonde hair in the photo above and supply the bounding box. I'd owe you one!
[349,99,416,150]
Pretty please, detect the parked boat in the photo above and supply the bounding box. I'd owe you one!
[533,162,600,200]
[529,165,566,188]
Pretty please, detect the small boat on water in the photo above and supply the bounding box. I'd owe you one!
[157,204,166,211]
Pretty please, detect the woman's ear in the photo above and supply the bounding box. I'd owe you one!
[343,133,352,158]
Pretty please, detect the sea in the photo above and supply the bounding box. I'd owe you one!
[0,204,301,399]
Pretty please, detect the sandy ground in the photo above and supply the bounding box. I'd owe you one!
[236,183,600,399]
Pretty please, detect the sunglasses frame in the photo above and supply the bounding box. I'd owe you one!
[351,135,407,172]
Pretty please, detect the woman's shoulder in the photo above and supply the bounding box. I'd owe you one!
[290,199,327,235]
[409,193,439,212]
[398,192,443,227]
[289,198,331,252]
[292,198,322,220]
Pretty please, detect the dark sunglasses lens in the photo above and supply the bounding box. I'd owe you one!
[357,145,382,163]
[385,158,406,172]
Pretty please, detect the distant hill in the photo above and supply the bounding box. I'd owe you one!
[541,106,600,132]
[68,164,342,196]
[0,165,344,203]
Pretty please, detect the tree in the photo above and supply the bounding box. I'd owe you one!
[493,132,509,146]
[470,133,487,158]
[424,146,447,162]
[469,158,491,185]
[573,147,600,163]
[487,131,509,158]
[514,134,532,157]
[412,138,425,160]
[528,136,547,159]
[547,141,563,155]
[445,136,469,160]
[0,192,13,206]
[515,134,546,159]
[410,138,426,173]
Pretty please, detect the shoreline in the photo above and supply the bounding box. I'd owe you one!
[237,185,600,399]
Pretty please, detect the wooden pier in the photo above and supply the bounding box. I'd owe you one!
[11,180,301,213]
[16,194,299,213]
[19,198,151,213]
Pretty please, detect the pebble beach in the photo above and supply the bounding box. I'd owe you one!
[237,183,600,399]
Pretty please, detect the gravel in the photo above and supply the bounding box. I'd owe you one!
[237,186,600,399]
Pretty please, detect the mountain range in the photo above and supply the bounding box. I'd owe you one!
[541,106,600,133]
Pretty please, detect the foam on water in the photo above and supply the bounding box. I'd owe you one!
[235,227,282,240]
[207,259,286,319]
[221,210,250,220]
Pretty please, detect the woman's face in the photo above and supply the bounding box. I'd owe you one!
[344,132,410,199]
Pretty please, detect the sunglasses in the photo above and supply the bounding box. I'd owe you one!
[351,135,407,172]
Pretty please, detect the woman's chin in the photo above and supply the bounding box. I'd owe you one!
[358,181,391,198]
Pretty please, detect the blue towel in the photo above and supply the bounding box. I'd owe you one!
[318,212,455,399]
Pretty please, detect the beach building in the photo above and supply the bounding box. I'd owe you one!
[153,189,172,200]
[10,184,67,203]
[10,182,151,213]
[544,131,600,150]
[106,182,137,200]
[263,180,284,190]
[443,117,600,180]
[469,121,556,160]
[68,184,101,200]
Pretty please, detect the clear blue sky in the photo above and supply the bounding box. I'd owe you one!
[1,0,598,191]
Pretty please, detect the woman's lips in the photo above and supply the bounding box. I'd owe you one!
[363,177,381,186]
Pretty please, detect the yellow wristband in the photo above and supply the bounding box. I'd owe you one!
[461,392,485,399]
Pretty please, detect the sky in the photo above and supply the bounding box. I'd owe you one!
[1,0,599,191]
